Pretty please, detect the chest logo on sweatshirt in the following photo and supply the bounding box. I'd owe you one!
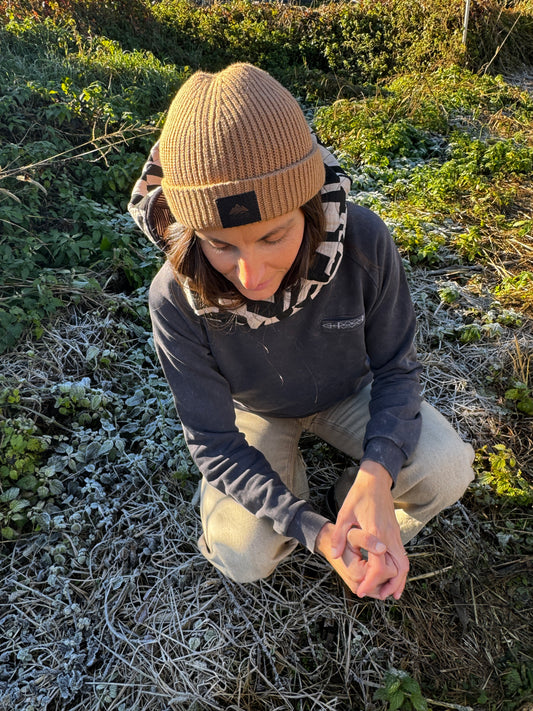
[322,315,365,330]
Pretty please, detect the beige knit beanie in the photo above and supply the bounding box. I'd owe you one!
[159,63,325,231]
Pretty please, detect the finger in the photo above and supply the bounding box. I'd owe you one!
[346,527,387,557]
[329,520,354,558]
[355,552,397,597]
[355,553,398,598]
[374,553,409,600]
[341,554,367,588]
[392,554,410,599]
[376,570,407,600]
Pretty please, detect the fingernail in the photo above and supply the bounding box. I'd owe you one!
[375,542,386,553]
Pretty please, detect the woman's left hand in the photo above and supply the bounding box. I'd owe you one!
[328,461,409,600]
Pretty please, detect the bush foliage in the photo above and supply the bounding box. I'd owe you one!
[0,14,189,352]
[3,0,533,93]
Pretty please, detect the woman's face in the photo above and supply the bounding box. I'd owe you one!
[196,209,305,301]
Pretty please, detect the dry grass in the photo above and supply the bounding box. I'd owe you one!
[1,462,529,711]
[0,271,531,711]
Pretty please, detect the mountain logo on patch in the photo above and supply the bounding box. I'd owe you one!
[229,203,249,216]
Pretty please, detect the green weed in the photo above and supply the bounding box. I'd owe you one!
[315,66,533,271]
[503,337,533,415]
[374,669,428,711]
[495,271,533,312]
[474,444,533,507]
[0,410,51,539]
[505,381,533,416]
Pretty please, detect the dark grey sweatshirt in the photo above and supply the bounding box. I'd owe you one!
[149,202,422,552]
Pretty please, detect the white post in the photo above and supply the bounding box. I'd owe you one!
[463,0,472,44]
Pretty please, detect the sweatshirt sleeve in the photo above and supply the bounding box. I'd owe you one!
[355,211,422,481]
[149,264,328,551]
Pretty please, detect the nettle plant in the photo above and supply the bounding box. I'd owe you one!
[0,403,52,539]
[374,669,428,711]
[0,379,112,539]
[473,444,533,508]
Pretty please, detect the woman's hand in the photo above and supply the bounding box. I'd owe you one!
[317,461,409,600]
[315,522,396,597]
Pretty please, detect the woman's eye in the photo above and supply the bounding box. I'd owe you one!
[209,242,229,251]
[264,234,284,246]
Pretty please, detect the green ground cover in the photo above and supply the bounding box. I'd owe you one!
[0,2,532,710]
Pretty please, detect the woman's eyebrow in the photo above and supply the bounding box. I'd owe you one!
[201,218,295,246]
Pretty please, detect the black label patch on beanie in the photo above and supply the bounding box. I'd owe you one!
[216,191,261,228]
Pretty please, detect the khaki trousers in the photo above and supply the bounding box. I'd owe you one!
[198,385,475,583]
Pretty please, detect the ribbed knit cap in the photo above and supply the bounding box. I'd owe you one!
[159,63,325,230]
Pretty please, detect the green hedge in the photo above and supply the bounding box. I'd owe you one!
[0,16,187,351]
[3,1,532,100]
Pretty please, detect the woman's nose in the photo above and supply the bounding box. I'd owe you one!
[237,254,265,290]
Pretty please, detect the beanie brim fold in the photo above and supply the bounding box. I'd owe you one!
[162,136,325,231]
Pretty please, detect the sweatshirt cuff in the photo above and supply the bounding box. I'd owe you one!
[285,504,329,553]
[361,437,407,485]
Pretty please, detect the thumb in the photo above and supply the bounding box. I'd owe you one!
[330,522,387,558]
[329,520,352,559]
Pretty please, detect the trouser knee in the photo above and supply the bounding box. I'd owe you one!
[399,427,475,513]
[199,534,297,584]
[432,441,475,510]
[199,478,298,583]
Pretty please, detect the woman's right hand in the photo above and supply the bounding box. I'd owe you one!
[315,522,398,598]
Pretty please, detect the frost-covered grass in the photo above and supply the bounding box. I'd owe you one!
[1,288,531,710]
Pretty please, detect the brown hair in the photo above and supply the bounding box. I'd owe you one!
[165,192,326,309]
